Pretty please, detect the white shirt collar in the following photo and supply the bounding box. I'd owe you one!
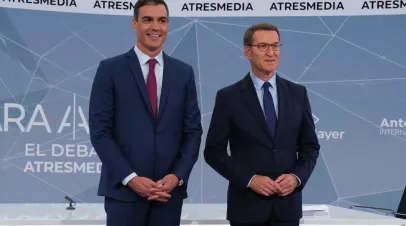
[133,45,164,66]
[250,71,277,91]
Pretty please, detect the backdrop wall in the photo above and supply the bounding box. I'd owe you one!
[1,0,406,215]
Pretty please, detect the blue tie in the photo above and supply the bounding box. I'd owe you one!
[263,82,277,137]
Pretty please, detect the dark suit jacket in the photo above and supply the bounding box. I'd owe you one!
[204,73,320,223]
[89,48,202,202]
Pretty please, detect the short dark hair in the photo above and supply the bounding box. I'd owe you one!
[133,0,169,21]
[243,22,280,46]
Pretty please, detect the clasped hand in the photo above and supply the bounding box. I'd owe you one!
[249,174,298,197]
[128,174,179,202]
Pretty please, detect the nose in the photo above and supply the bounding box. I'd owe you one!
[151,20,160,31]
[265,47,275,56]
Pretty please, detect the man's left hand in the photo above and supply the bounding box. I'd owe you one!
[157,174,179,193]
[275,174,299,196]
[147,174,179,201]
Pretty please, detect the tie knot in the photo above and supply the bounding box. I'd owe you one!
[263,82,272,89]
[148,58,157,68]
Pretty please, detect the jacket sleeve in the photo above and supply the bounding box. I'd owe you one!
[89,60,134,186]
[292,87,320,190]
[204,89,256,190]
[171,66,203,186]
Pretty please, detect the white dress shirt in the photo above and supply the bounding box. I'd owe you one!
[135,45,164,108]
[121,46,164,186]
[250,71,278,119]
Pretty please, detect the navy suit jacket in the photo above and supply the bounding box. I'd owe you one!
[204,74,320,223]
[89,48,202,202]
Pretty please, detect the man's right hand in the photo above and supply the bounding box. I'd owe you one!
[127,176,171,202]
[248,175,283,196]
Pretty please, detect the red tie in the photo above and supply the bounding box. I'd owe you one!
[147,58,158,119]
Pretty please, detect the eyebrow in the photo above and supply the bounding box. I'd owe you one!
[141,16,168,20]
[256,42,279,44]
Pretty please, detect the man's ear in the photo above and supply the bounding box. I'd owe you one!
[244,46,251,60]
[132,17,138,32]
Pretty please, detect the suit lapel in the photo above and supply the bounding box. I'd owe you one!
[126,48,153,116]
[240,74,274,142]
[158,53,171,118]
[274,75,289,141]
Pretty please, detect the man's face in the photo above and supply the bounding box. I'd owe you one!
[132,4,168,53]
[244,30,280,76]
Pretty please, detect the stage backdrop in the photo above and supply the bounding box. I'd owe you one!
[1,0,406,215]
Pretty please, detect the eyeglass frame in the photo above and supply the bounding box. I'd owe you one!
[247,43,282,52]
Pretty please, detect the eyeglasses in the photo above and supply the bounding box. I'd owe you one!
[248,43,282,52]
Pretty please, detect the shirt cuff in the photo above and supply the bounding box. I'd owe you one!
[122,172,137,185]
[247,175,256,187]
[291,173,301,187]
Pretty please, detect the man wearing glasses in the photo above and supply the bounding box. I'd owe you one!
[204,22,320,226]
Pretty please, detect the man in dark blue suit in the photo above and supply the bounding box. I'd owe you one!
[89,0,202,225]
[204,22,320,226]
